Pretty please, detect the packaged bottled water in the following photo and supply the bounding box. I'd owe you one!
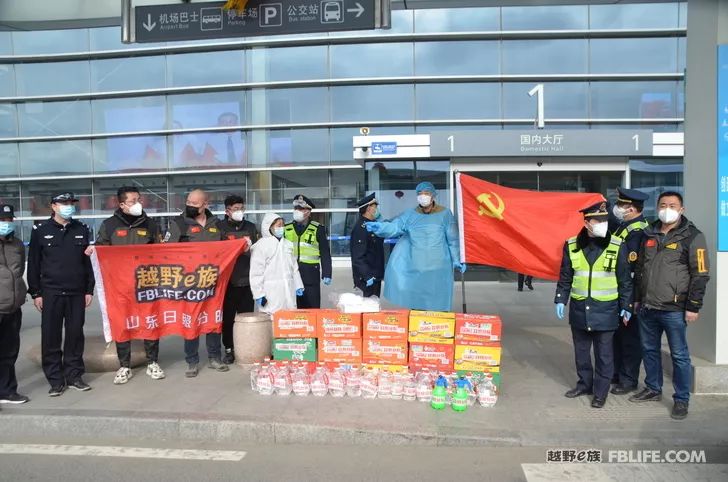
[292,364,311,396]
[328,368,346,397]
[311,365,329,397]
[345,367,362,398]
[377,370,392,399]
[250,362,260,392]
[390,372,404,400]
[273,362,292,396]
[256,362,274,396]
[477,374,498,407]
[416,368,433,402]
[403,373,417,401]
[361,367,378,399]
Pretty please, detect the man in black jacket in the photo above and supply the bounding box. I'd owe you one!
[28,192,95,397]
[0,204,29,405]
[349,193,384,297]
[631,191,710,420]
[92,186,165,385]
[217,195,258,364]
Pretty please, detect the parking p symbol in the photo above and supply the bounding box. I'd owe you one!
[259,3,282,27]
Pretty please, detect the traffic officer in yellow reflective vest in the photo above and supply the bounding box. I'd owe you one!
[610,187,649,395]
[163,189,229,378]
[284,195,332,309]
[349,193,384,297]
[91,186,165,386]
[555,201,633,409]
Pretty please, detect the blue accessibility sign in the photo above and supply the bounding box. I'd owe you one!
[718,45,728,250]
[371,142,397,155]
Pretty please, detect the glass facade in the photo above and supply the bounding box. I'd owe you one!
[0,2,685,254]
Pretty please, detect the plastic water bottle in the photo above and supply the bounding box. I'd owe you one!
[403,373,417,401]
[431,375,448,410]
[250,362,260,392]
[328,368,346,398]
[361,368,378,399]
[477,375,498,407]
[377,370,392,399]
[273,363,292,396]
[390,372,404,400]
[256,363,274,396]
[416,369,433,403]
[292,364,311,396]
[311,365,328,397]
[345,367,361,398]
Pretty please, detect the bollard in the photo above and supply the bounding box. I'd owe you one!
[233,312,272,365]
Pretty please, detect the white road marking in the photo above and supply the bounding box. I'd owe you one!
[0,444,246,462]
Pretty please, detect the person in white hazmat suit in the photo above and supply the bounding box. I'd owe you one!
[249,212,305,314]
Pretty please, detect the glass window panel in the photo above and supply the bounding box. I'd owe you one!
[503,40,587,74]
[678,37,686,73]
[19,140,92,176]
[91,56,165,92]
[539,172,579,192]
[169,173,246,213]
[0,144,19,177]
[0,183,20,217]
[93,177,168,215]
[415,7,499,33]
[0,104,17,137]
[93,96,166,134]
[502,5,588,30]
[591,81,678,119]
[94,135,168,173]
[15,61,90,96]
[22,179,92,218]
[629,159,683,220]
[329,211,358,257]
[590,3,679,30]
[331,168,364,209]
[330,126,414,163]
[503,82,587,119]
[265,169,330,210]
[0,32,12,55]
[167,50,244,87]
[329,9,413,36]
[678,2,687,29]
[365,160,450,216]
[12,29,88,55]
[0,65,14,97]
[249,128,328,167]
[415,124,502,134]
[248,87,328,125]
[591,38,678,74]
[171,131,246,170]
[332,85,414,122]
[331,43,413,78]
[90,26,165,51]
[417,83,500,120]
[247,45,327,82]
[170,91,245,129]
[18,100,91,137]
[415,41,499,76]
[677,81,685,118]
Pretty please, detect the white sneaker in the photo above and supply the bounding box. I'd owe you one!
[113,367,132,385]
[146,362,166,380]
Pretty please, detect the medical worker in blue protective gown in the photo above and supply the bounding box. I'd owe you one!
[365,182,466,311]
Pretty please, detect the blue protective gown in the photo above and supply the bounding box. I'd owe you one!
[372,205,460,311]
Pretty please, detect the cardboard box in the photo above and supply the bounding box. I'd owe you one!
[362,338,408,365]
[408,310,455,343]
[456,366,501,390]
[318,338,363,364]
[271,338,317,362]
[455,313,503,343]
[317,310,362,339]
[273,310,318,338]
[408,342,455,371]
[362,363,409,373]
[454,344,502,371]
[362,310,409,340]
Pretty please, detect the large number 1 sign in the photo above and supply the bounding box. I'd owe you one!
[528,84,545,129]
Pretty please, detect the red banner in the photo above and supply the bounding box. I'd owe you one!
[456,173,604,280]
[91,239,247,342]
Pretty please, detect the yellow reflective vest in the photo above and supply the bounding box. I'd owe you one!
[568,235,622,302]
[284,221,320,264]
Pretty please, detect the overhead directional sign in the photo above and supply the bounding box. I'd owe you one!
[127,0,389,43]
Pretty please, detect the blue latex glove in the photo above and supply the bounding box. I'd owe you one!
[556,303,565,320]
[366,277,376,287]
[296,288,304,296]
[620,309,632,321]
[256,297,267,307]
[453,262,467,274]
[365,222,381,233]
[323,278,332,286]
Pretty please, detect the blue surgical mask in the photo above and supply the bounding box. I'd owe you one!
[373,208,382,220]
[273,226,284,239]
[0,221,14,236]
[58,205,76,220]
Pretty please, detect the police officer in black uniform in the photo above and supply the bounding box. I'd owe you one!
[93,186,165,385]
[610,187,650,395]
[284,195,332,309]
[349,193,384,297]
[555,201,632,408]
[28,192,95,397]
[217,194,259,364]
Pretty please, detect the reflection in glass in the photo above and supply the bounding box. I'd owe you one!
[12,29,88,55]
[0,65,15,97]
[332,85,413,122]
[248,87,328,124]
[331,43,413,78]
[19,140,92,176]
[503,40,587,74]
[169,91,245,129]
[0,144,19,177]
[329,9,413,36]
[416,83,500,120]
[91,57,166,92]
[590,3,679,30]
[93,176,168,215]
[590,38,678,74]
[167,50,244,87]
[22,178,93,217]
[331,169,364,209]
[591,81,677,119]
[93,97,166,134]
[15,61,90,96]
[503,82,587,119]
[247,45,327,82]
[94,136,168,173]
[0,33,12,55]
[169,173,246,212]
[365,160,450,217]
[414,7,499,33]
[0,104,17,137]
[502,5,587,30]
[249,129,328,167]
[18,100,92,137]
[630,159,683,220]
[415,41,499,76]
[171,131,246,169]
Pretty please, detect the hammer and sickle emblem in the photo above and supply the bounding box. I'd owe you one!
[477,192,505,220]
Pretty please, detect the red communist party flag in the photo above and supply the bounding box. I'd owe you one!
[456,173,605,280]
[90,239,248,343]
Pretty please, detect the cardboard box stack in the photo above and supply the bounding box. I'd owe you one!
[453,313,503,390]
[317,310,363,365]
[272,310,318,362]
[408,310,455,372]
[362,311,409,371]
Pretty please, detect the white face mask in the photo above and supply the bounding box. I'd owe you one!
[292,210,306,223]
[417,194,432,207]
[273,226,284,238]
[588,221,609,238]
[127,202,143,217]
[658,208,681,225]
[612,205,627,221]
[231,210,244,222]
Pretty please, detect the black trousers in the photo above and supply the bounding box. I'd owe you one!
[297,264,322,309]
[0,309,22,397]
[222,285,254,350]
[517,274,533,291]
[361,282,382,298]
[116,339,159,368]
[612,314,642,387]
[41,293,86,387]
[571,326,615,400]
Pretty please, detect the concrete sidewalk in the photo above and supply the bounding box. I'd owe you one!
[2,269,727,447]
